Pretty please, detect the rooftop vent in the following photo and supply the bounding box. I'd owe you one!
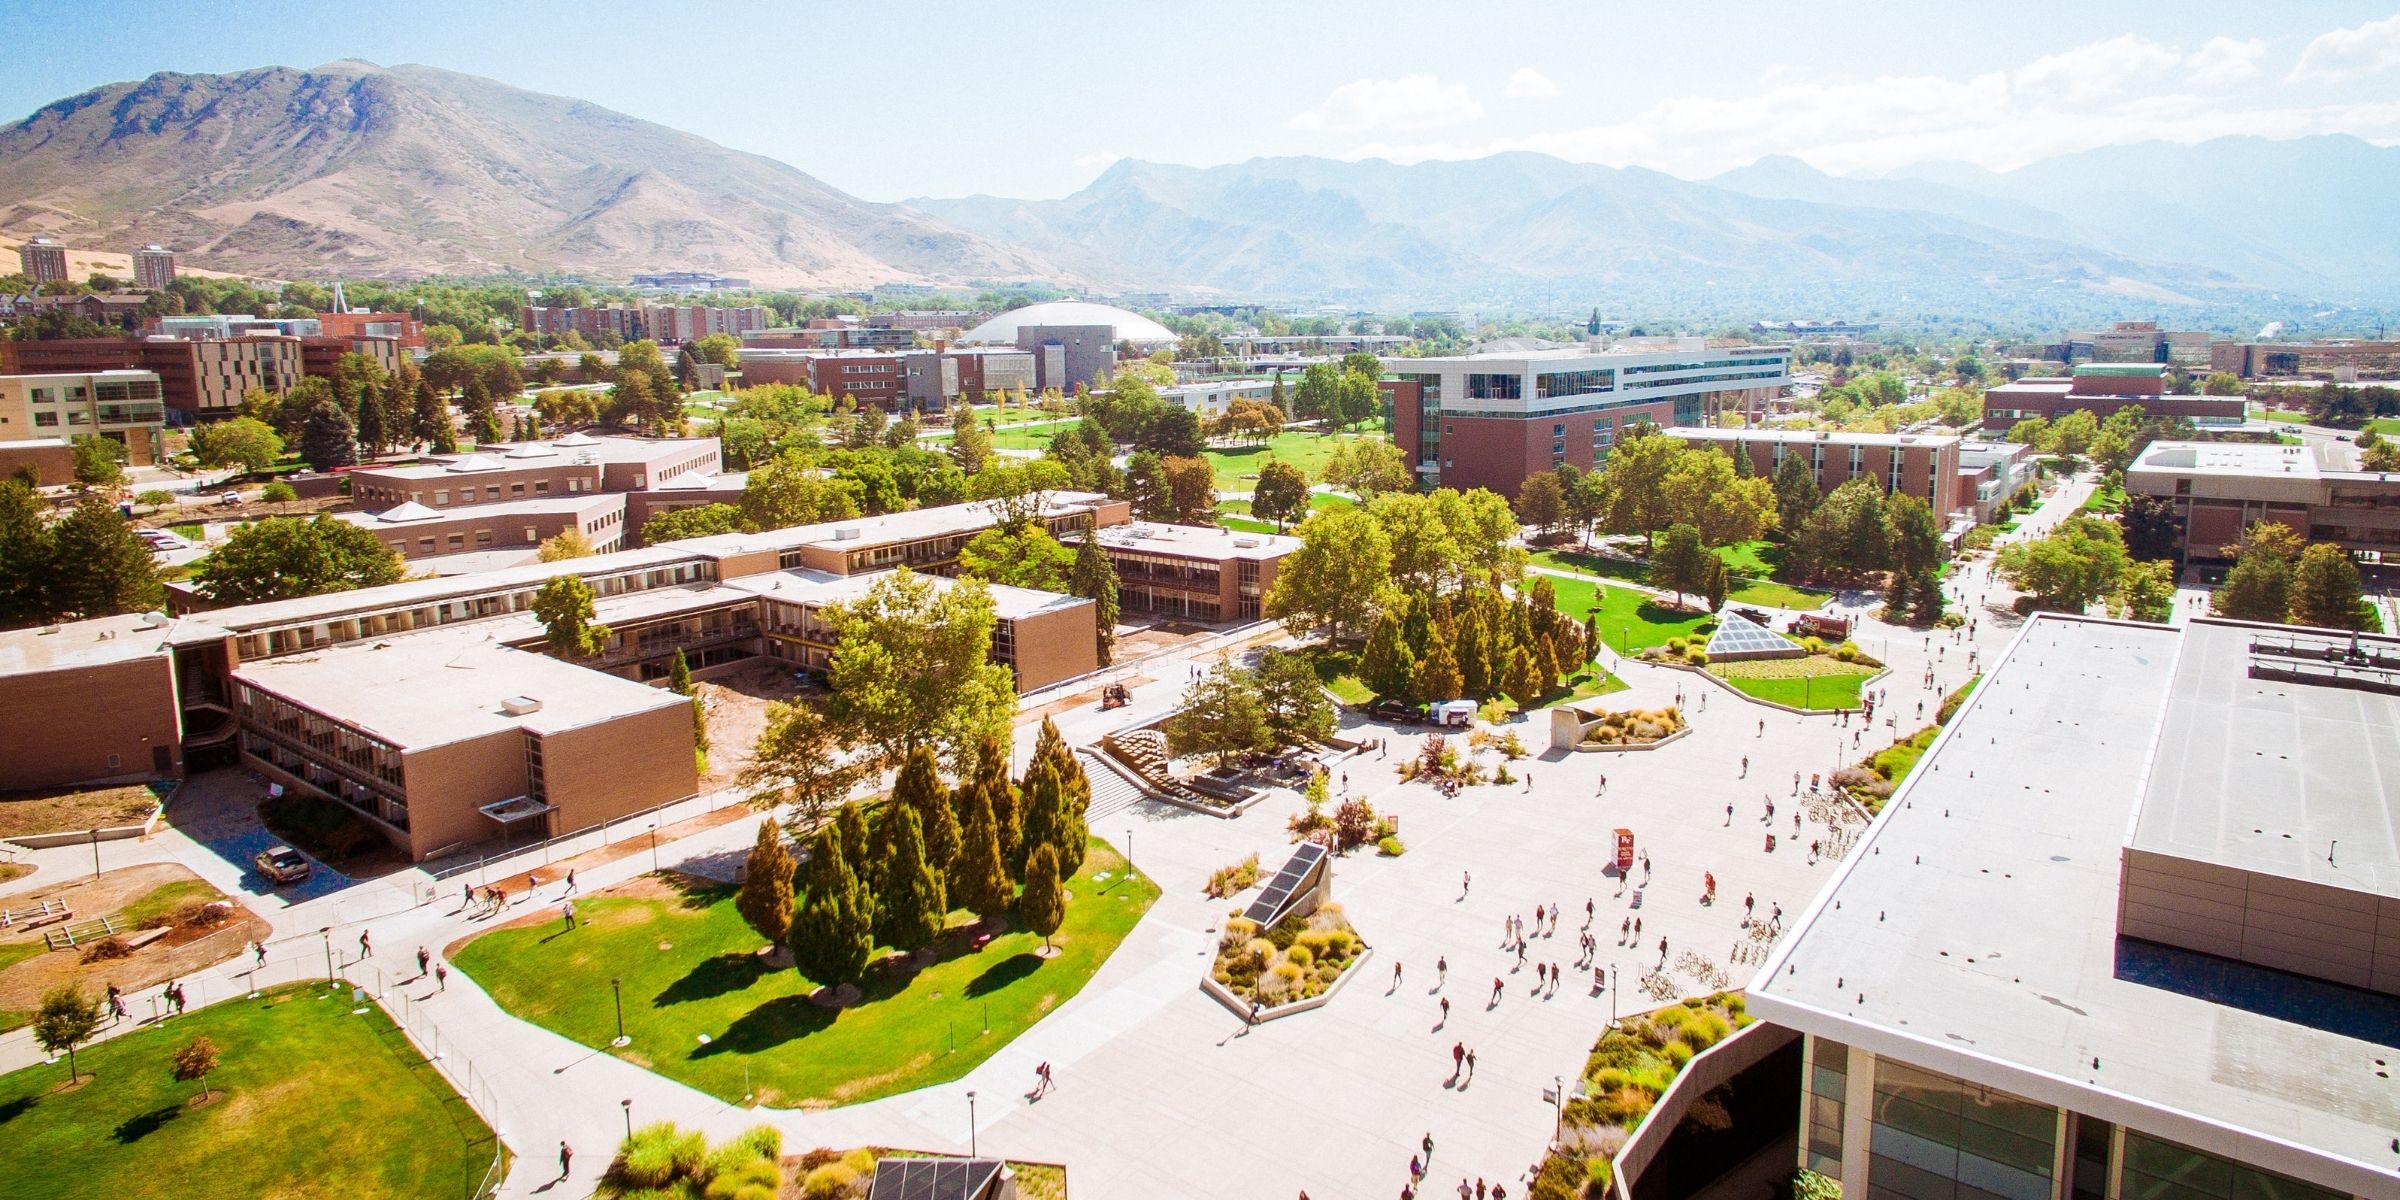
[1234,537,1261,548]
[831,527,861,541]
[499,696,543,716]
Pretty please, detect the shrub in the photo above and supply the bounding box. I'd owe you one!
[1529,1152,1589,1200]
[79,937,132,963]
[1684,649,1708,666]
[1681,1010,1733,1050]
[1801,636,1825,655]
[1833,641,1859,662]
[1285,943,1315,970]
[795,1148,844,1171]
[1665,636,1687,654]
[801,1162,860,1200]
[1653,1003,1694,1029]
[1937,681,1975,724]
[616,1123,691,1189]
[1206,853,1262,899]
[1494,765,1516,786]
[1661,1039,1695,1067]
[1378,834,1406,856]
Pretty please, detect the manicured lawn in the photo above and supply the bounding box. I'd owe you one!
[1203,430,1378,491]
[453,838,1156,1109]
[1711,539,1783,579]
[1299,646,1374,705]
[1708,657,1877,710]
[0,983,497,1200]
[116,879,224,928]
[1545,576,1715,652]
[1532,549,1650,586]
[1541,665,1630,708]
[1533,546,1828,610]
[1217,514,1279,535]
[1727,578,1831,610]
[2259,408,2306,424]
[2081,484,2126,513]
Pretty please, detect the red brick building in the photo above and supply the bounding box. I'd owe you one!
[1674,427,1966,517]
[1983,364,2242,433]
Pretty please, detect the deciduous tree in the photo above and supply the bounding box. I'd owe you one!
[1264,507,1391,642]
[193,516,406,604]
[32,985,99,1083]
[822,569,1015,774]
[958,524,1073,591]
[1323,438,1412,500]
[532,575,610,658]
[1251,460,1310,531]
[2290,543,2369,630]
[1164,658,1271,766]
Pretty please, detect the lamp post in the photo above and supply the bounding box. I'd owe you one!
[321,927,334,981]
[1609,963,1618,1025]
[620,1098,633,1141]
[966,1089,979,1158]
[610,976,630,1047]
[1553,1074,1566,1143]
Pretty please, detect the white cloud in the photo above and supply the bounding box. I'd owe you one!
[1072,151,1123,172]
[1331,24,2400,180]
[1290,75,1482,132]
[1505,67,1560,100]
[2187,36,2267,86]
[2295,12,2400,81]
[2012,34,2182,104]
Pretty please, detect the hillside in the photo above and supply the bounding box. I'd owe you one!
[0,61,1061,288]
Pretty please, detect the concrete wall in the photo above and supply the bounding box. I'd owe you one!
[0,654,181,789]
[2118,846,2400,995]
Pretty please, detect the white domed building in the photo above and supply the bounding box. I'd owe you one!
[959,300,1179,393]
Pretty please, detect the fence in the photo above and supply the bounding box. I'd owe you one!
[422,783,743,882]
[358,962,509,1200]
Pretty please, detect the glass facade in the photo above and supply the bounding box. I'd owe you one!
[1806,1036,1849,1178]
[2120,1133,2344,1200]
[1867,1060,2056,1200]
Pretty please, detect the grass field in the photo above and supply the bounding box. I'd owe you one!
[453,839,1155,1109]
[0,983,497,1200]
[1544,576,1715,652]
[1300,646,1374,705]
[1217,491,1352,535]
[1533,548,1830,613]
[1708,657,1878,710]
[1203,430,1377,491]
[2081,484,2127,513]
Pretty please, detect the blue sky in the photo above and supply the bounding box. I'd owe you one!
[2,0,2396,201]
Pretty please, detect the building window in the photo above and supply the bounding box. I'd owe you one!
[434,489,450,504]
[1867,1060,2055,1200]
[2120,1132,2340,1200]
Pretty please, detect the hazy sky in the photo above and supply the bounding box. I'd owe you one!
[3,0,2396,201]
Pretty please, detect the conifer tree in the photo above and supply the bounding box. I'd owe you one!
[1416,626,1464,701]
[788,825,873,991]
[1019,843,1066,954]
[1015,758,1067,880]
[1357,611,1416,700]
[892,745,960,878]
[966,733,1019,872]
[835,802,880,912]
[1031,718,1088,832]
[355,387,385,456]
[874,805,946,955]
[1505,645,1542,706]
[950,780,1015,924]
[734,823,796,948]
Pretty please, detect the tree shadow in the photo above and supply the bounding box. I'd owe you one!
[963,952,1042,998]
[693,993,837,1057]
[653,952,769,1006]
[0,1095,34,1126]
[114,1103,183,1144]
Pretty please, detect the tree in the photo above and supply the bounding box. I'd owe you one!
[1323,438,1412,500]
[958,524,1074,591]
[354,386,387,456]
[1158,456,1217,524]
[1068,537,1120,664]
[32,984,99,1083]
[2005,417,2050,449]
[788,823,874,991]
[1357,608,1418,701]
[1515,470,1567,538]
[1996,517,2129,613]
[1251,460,1310,532]
[0,480,57,628]
[1256,648,1336,747]
[1123,451,1168,520]
[742,701,862,832]
[70,434,126,488]
[949,775,1014,924]
[1139,406,1205,458]
[1884,493,1946,623]
[1663,448,1776,546]
[735,823,797,948]
[2047,410,2101,461]
[49,496,161,618]
[1014,757,1076,880]
[742,452,862,531]
[2117,559,2177,624]
[964,733,1021,878]
[2214,551,2293,622]
[533,575,610,658]
[823,569,1015,773]
[1018,843,1066,954]
[949,407,994,475]
[537,528,594,562]
[192,516,406,604]
[1164,658,1270,765]
[298,399,358,471]
[191,416,285,472]
[1415,625,1465,700]
[1651,524,1712,607]
[892,745,960,878]
[643,503,747,544]
[968,459,1072,529]
[2289,543,2369,630]
[1600,429,1681,547]
[259,481,298,508]
[172,1034,221,1102]
[1290,362,1345,426]
[1793,478,1889,582]
[873,804,947,955]
[1265,507,1392,643]
[2201,372,2245,396]
[2117,492,2181,561]
[1503,644,1542,705]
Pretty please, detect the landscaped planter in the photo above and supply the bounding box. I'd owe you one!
[1202,904,1372,1023]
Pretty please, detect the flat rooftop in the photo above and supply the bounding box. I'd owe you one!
[233,633,683,749]
[1675,427,1960,450]
[673,493,1114,560]
[1089,520,1298,562]
[1749,615,2400,1195]
[337,493,622,529]
[724,568,1091,621]
[196,544,705,633]
[2132,440,2331,478]
[0,612,175,673]
[2137,621,2400,900]
[351,435,716,480]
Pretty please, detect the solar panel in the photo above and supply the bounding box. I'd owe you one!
[868,1158,1004,1200]
[1706,609,1801,659]
[1243,842,1326,926]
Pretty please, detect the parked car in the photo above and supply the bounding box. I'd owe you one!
[253,845,313,884]
[1367,700,1423,724]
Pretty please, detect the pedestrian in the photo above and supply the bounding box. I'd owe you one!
[564,869,577,895]
[1461,870,1471,898]
[1633,916,1642,940]
[1452,1041,1465,1073]
[1465,1049,1477,1079]
[1477,1180,1488,1200]
[1793,770,1801,795]
[1423,1131,1435,1158]
[1393,960,1404,988]
[1533,903,1544,930]
[253,940,267,967]
[1725,802,1734,826]
[562,901,577,930]
[435,962,448,991]
[357,929,372,958]
[1794,811,1802,835]
[1740,755,1748,777]
[1037,1061,1054,1095]
[105,983,126,1022]
[462,883,474,910]
[1490,977,1503,1004]
[1583,897,1594,927]
[1440,995,1450,1021]
[527,871,540,894]
[1619,916,1629,943]
[559,1141,573,1181]
[1524,772,1532,793]
[1535,962,1547,988]
[1758,719,1765,736]
[1437,955,1447,985]
[1410,1156,1423,1181]
[1515,941,1527,967]
[1459,1180,1473,1200]
[416,946,431,976]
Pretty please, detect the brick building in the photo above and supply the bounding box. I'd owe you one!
[131,244,176,291]
[520,304,769,344]
[2124,439,2400,564]
[2211,339,2400,381]
[1983,364,2243,433]
[0,369,168,465]
[15,236,67,284]
[1384,343,1791,497]
[1673,427,1965,517]
[0,335,305,421]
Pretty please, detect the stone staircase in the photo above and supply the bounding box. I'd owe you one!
[1078,749,1148,823]
[1097,730,1209,806]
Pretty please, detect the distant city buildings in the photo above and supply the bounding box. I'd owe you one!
[1983,364,2243,434]
[1751,319,1880,338]
[1380,340,1793,497]
[742,319,917,351]
[131,243,176,290]
[628,271,750,290]
[15,236,67,284]
[0,368,167,466]
[520,303,768,344]
[0,328,401,422]
[2212,339,2400,381]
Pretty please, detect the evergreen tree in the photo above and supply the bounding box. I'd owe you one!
[1031,717,1088,836]
[1702,555,1729,613]
[50,496,161,618]
[967,733,1020,876]
[1771,452,1821,537]
[834,802,879,906]
[2290,543,2368,630]
[734,823,796,948]
[0,480,56,627]
[355,387,385,456]
[299,399,359,471]
[1357,611,1417,700]
[949,779,1015,924]
[1400,592,1435,663]
[1416,626,1465,700]
[669,648,694,695]
[1504,645,1542,706]
[413,380,450,448]
[1069,537,1121,664]
[873,804,946,955]
[1018,843,1066,954]
[892,745,960,878]
[1455,600,1492,697]
[1015,758,1068,880]
[788,826,874,991]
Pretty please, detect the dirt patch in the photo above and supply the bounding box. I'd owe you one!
[442,869,717,959]
[0,783,161,839]
[693,659,808,792]
[0,863,267,1015]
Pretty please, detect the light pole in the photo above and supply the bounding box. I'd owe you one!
[1553,1074,1566,1143]
[967,1090,979,1158]
[1609,963,1618,1025]
[610,976,630,1047]
[620,1098,633,1141]
[321,927,334,981]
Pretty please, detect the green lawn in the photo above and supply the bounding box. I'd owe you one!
[1534,545,1828,611]
[2081,485,2126,513]
[2259,408,2308,425]
[453,839,1156,1109]
[1217,514,1279,535]
[1541,665,1631,708]
[117,879,223,928]
[1203,430,1378,491]
[1545,576,1716,652]
[1707,657,1878,710]
[1870,725,1941,783]
[1299,646,1374,705]
[0,983,497,1200]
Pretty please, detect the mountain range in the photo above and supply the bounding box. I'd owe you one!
[1,62,2393,314]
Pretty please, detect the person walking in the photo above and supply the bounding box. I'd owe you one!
[416,946,431,977]
[434,962,448,991]
[1436,955,1447,986]
[1461,870,1472,898]
[253,940,268,968]
[558,1141,573,1181]
[1465,1049,1477,1080]
[1423,1131,1435,1160]
[1490,977,1504,1005]
[1393,960,1404,989]
[462,883,475,911]
[1725,802,1734,826]
[1452,1041,1466,1076]
[1439,995,1450,1022]
[105,983,126,1023]
[357,929,372,959]
[562,901,577,930]
[1583,897,1594,928]
[563,869,577,896]
[1740,755,1748,778]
